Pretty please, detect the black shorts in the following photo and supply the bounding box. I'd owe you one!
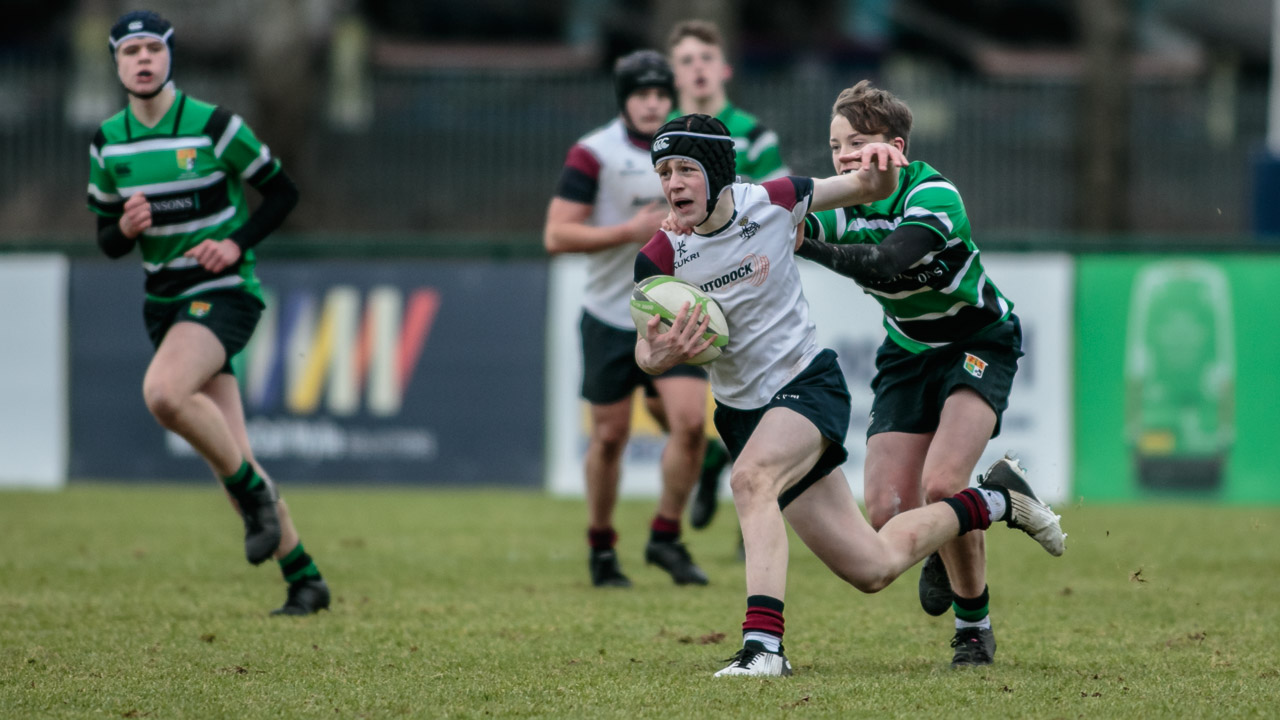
[713,349,851,510]
[579,310,705,405]
[868,314,1023,439]
[144,288,264,375]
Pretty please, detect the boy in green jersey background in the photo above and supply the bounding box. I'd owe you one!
[798,80,1028,667]
[86,10,328,616]
[665,19,791,532]
[666,20,790,183]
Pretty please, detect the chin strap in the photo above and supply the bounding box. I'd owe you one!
[128,79,173,101]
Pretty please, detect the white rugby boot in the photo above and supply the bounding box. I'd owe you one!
[978,453,1066,557]
[714,640,793,677]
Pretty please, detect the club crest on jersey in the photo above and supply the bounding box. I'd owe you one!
[738,215,760,240]
[188,301,212,318]
[963,353,987,378]
[176,148,197,171]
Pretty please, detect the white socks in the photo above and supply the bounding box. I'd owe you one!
[743,631,781,652]
[977,488,1008,522]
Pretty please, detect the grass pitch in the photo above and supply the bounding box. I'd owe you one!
[2,484,1278,719]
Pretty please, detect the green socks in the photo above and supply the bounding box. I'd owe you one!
[278,542,323,584]
[221,460,263,496]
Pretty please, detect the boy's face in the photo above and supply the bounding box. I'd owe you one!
[829,115,904,173]
[115,37,169,97]
[624,87,673,136]
[669,36,730,103]
[658,158,709,226]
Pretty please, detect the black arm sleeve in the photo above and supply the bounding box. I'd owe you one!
[96,215,136,259]
[229,167,299,252]
[796,224,940,285]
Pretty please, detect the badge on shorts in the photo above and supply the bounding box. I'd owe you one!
[963,353,987,378]
[188,300,212,318]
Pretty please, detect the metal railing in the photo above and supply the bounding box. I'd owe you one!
[0,56,1267,247]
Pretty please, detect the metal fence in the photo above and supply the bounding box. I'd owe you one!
[0,55,1267,245]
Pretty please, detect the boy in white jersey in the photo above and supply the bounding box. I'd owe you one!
[543,50,710,588]
[634,114,1065,677]
[86,11,328,615]
[666,19,792,529]
[797,80,1025,667]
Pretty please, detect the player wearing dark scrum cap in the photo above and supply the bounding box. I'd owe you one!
[634,114,1065,677]
[665,21,793,533]
[543,50,712,589]
[87,10,329,615]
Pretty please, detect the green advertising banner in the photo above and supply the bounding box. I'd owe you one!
[1075,255,1280,503]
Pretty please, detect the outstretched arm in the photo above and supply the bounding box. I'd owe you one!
[797,224,939,285]
[809,142,907,212]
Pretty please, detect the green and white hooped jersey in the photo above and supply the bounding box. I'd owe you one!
[669,103,789,182]
[804,161,1012,354]
[87,90,279,301]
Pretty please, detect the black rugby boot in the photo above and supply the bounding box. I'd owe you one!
[232,478,282,566]
[645,540,709,585]
[271,578,331,616]
[918,551,955,617]
[589,548,632,588]
[950,626,997,667]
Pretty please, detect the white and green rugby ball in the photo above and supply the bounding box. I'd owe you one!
[630,275,729,365]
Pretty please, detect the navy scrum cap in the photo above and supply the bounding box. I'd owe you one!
[109,10,175,92]
[651,114,737,220]
[613,50,675,112]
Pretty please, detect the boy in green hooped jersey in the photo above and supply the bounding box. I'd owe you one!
[86,10,329,616]
[797,80,1056,667]
[666,19,791,531]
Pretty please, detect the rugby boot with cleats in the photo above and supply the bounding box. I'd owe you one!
[271,578,331,616]
[950,626,997,667]
[918,551,955,617]
[645,540,709,585]
[979,453,1066,557]
[714,640,793,677]
[233,478,282,566]
[589,548,632,588]
[690,443,729,529]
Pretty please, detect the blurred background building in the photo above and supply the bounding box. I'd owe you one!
[0,0,1274,246]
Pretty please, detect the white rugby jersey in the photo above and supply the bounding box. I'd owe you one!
[554,117,666,329]
[636,178,820,408]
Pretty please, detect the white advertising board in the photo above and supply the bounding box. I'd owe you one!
[0,254,68,489]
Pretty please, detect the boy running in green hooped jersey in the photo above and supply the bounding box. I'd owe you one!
[87,10,328,615]
[666,18,791,531]
[798,80,1033,667]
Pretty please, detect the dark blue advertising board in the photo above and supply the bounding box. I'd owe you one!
[69,259,547,487]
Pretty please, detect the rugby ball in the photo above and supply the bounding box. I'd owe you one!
[630,275,729,365]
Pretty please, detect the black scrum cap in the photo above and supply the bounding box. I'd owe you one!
[651,114,737,220]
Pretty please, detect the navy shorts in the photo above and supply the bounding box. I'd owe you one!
[868,314,1023,439]
[579,310,705,405]
[144,288,264,375]
[713,349,851,510]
